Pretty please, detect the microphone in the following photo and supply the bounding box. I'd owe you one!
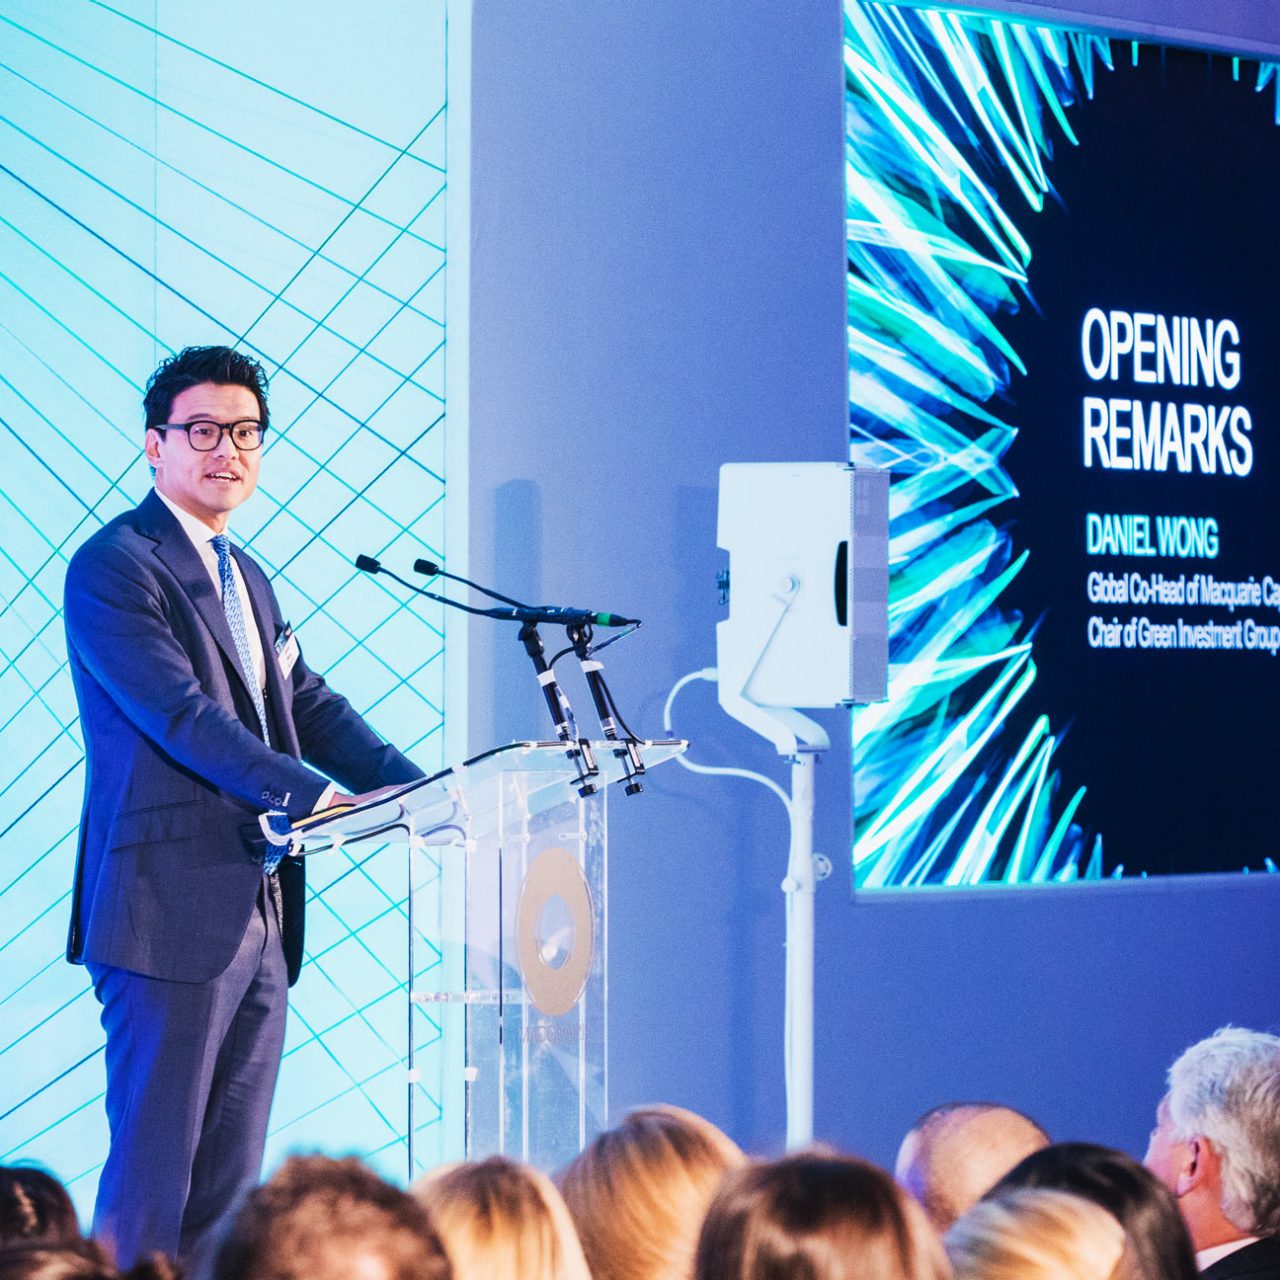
[356,551,644,785]
[412,559,637,628]
[413,559,526,607]
[353,554,502,619]
[359,554,638,627]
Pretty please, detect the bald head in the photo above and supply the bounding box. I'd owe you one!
[896,1103,1050,1232]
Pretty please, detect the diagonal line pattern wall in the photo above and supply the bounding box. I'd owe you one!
[0,0,451,1211]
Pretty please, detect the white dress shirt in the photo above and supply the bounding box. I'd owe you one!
[157,490,267,689]
[1197,1238,1260,1271]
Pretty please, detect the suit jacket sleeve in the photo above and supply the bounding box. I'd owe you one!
[65,538,333,818]
[237,553,426,795]
[288,647,425,794]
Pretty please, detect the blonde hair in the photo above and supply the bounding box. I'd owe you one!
[414,1156,590,1280]
[946,1188,1127,1280]
[558,1105,746,1280]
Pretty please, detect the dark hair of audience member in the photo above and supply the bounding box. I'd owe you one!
[0,1239,177,1280]
[558,1104,746,1280]
[989,1142,1197,1280]
[694,1150,951,1280]
[0,1167,80,1247]
[212,1154,451,1280]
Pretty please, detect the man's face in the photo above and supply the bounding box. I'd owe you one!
[1144,1096,1187,1191]
[145,382,263,531]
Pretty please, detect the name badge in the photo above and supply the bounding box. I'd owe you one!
[275,623,300,680]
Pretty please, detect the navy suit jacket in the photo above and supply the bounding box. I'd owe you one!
[63,490,423,986]
[1203,1238,1280,1280]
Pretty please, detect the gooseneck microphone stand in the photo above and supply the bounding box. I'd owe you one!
[355,555,643,799]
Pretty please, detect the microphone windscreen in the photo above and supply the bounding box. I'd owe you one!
[414,558,442,576]
[354,554,381,574]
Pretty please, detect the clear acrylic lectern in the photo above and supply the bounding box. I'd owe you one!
[277,739,685,1178]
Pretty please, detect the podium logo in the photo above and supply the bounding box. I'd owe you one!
[516,845,595,1018]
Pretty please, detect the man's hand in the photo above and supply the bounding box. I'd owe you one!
[329,784,406,809]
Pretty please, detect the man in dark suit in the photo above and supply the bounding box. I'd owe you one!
[63,346,424,1267]
[1145,1027,1280,1280]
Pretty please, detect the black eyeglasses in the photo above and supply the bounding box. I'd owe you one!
[157,419,266,451]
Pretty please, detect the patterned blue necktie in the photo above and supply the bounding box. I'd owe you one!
[212,535,285,881]
[210,535,270,746]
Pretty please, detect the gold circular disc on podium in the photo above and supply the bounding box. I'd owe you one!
[516,846,594,1018]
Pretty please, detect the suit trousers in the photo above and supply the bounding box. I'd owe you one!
[88,880,287,1268]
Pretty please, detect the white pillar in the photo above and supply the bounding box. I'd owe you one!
[784,752,816,1149]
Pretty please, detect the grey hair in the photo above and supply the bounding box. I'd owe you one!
[1166,1026,1280,1234]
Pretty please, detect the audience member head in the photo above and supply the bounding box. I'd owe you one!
[946,1187,1127,1280]
[558,1104,746,1280]
[991,1142,1196,1280]
[896,1103,1050,1231]
[0,1166,79,1246]
[1144,1026,1280,1248]
[212,1154,451,1280]
[413,1155,589,1280]
[0,1239,177,1280]
[694,1149,951,1280]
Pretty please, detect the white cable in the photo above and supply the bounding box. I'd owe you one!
[667,667,815,1145]
[662,668,793,818]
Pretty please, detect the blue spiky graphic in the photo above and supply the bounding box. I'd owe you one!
[846,4,1280,888]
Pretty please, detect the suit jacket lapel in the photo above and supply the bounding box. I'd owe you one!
[236,546,302,759]
[137,490,258,710]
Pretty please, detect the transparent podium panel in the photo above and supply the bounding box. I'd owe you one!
[408,744,660,1172]
[460,781,606,1167]
[288,740,683,1178]
[406,835,467,1176]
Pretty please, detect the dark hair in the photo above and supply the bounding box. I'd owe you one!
[212,1154,450,1280]
[0,1239,177,1280]
[988,1142,1197,1280]
[694,1150,951,1280]
[143,346,270,433]
[0,1166,80,1247]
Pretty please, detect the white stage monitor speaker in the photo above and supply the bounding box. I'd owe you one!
[717,462,889,709]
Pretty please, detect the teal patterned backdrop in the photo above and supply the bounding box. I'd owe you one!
[0,0,456,1213]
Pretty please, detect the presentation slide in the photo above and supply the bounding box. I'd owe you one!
[846,5,1280,887]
